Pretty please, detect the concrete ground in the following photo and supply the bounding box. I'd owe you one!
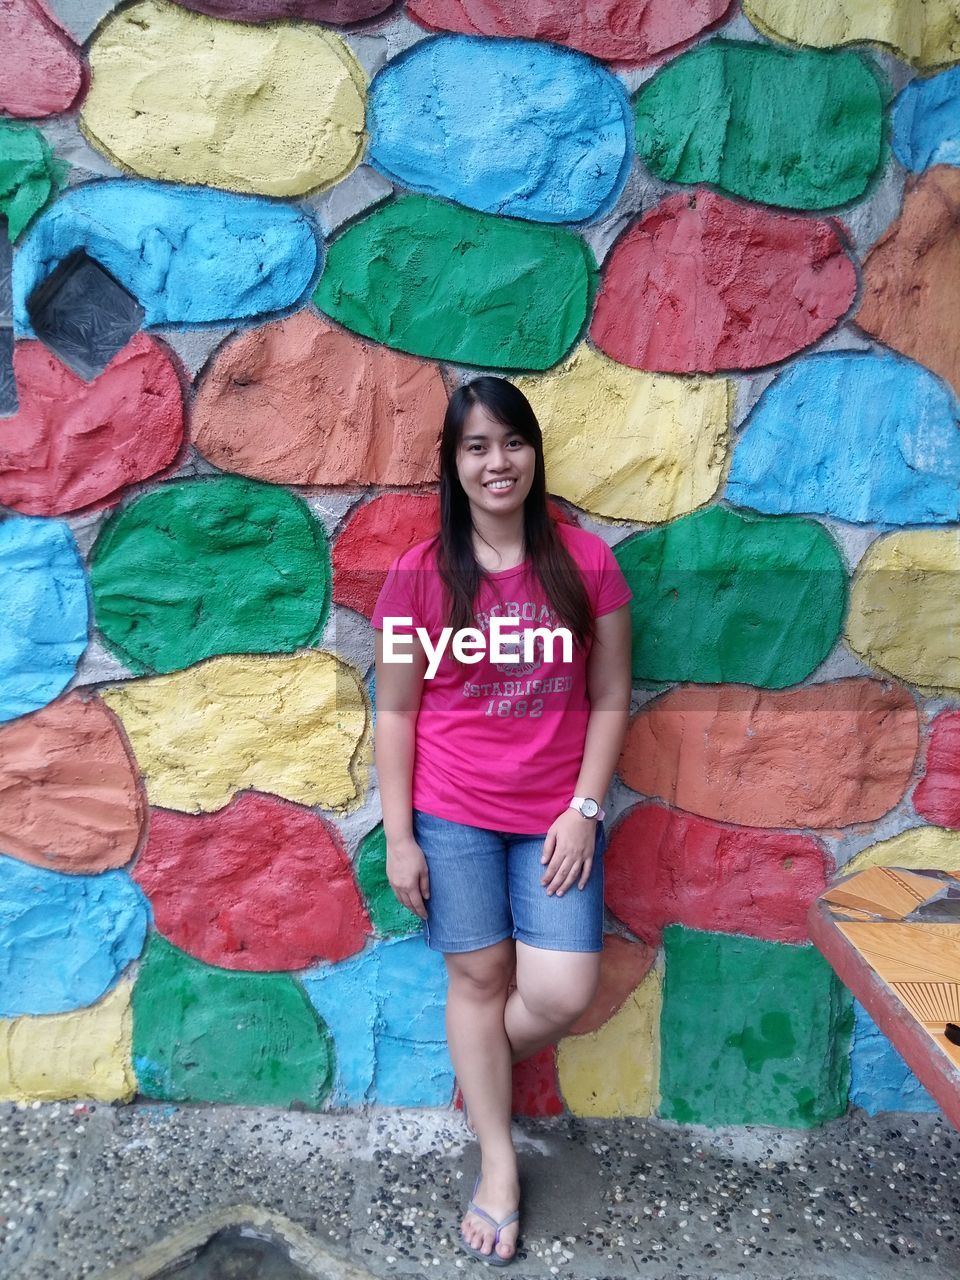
[1,1104,958,1280]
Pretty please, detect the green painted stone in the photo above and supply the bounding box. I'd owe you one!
[613,506,846,688]
[132,933,334,1108]
[634,40,884,210]
[659,926,852,1128]
[314,195,597,370]
[0,121,66,241]
[355,823,422,939]
[91,476,331,674]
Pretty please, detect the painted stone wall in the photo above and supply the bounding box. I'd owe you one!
[1,0,958,1124]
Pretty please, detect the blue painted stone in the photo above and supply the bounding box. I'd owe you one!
[0,517,88,722]
[13,180,319,332]
[367,36,632,224]
[893,66,960,172]
[0,855,150,1015]
[301,935,452,1107]
[727,351,960,525]
[850,1002,939,1115]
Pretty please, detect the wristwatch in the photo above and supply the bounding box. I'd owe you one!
[569,796,605,821]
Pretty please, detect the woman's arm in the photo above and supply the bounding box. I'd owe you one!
[540,604,632,895]
[374,629,431,919]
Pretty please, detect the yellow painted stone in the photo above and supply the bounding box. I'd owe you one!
[81,0,366,196]
[846,530,960,692]
[556,965,662,1118]
[0,981,135,1103]
[516,346,731,523]
[101,652,369,813]
[744,0,960,70]
[845,826,960,874]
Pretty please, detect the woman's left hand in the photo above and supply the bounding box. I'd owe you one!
[540,809,599,896]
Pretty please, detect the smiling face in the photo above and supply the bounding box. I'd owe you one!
[455,403,536,521]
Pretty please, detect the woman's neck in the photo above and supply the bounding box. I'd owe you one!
[470,507,526,571]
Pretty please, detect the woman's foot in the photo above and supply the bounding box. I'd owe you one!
[462,1169,521,1263]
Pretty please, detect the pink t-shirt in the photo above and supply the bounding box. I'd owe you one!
[371,522,632,833]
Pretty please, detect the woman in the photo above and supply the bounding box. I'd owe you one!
[372,376,632,1265]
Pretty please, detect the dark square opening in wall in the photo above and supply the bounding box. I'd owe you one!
[26,249,145,381]
[0,327,15,416]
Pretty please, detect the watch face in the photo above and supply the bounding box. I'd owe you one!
[580,798,599,818]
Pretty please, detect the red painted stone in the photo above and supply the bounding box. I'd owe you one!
[134,793,371,971]
[170,0,392,23]
[605,802,832,948]
[511,1046,564,1117]
[0,0,84,118]
[333,494,440,620]
[914,711,960,828]
[0,336,184,516]
[335,493,574,617]
[590,191,856,374]
[407,0,734,64]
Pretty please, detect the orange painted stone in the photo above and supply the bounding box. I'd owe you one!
[333,493,440,619]
[511,1046,563,1117]
[192,312,446,487]
[0,692,145,874]
[857,166,960,398]
[0,0,84,118]
[914,710,960,828]
[0,336,184,516]
[605,802,831,947]
[619,680,919,829]
[567,934,655,1036]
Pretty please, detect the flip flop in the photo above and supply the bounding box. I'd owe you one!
[461,1176,520,1267]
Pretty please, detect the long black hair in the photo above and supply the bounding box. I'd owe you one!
[433,377,594,648]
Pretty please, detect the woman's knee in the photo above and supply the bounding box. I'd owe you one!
[446,941,515,1001]
[516,955,599,1027]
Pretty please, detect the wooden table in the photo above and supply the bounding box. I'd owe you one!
[807,865,960,1129]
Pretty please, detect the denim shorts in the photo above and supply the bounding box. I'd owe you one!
[411,808,606,955]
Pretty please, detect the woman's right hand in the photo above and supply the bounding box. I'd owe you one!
[386,837,431,920]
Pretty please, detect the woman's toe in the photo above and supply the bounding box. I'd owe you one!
[473,1229,492,1254]
[462,1213,493,1254]
[495,1225,518,1260]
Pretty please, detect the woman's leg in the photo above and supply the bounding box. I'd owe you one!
[445,939,521,1261]
[504,942,601,1062]
[503,823,605,1061]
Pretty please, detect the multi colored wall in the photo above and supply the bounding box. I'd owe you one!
[2,0,959,1124]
